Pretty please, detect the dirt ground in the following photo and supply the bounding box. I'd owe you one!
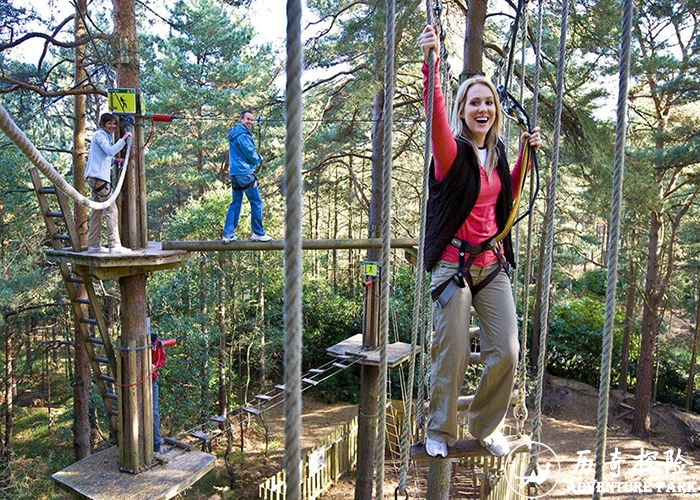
[227,376,700,499]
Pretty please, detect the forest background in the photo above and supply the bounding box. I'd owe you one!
[0,0,699,498]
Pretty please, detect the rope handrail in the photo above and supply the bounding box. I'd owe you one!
[592,0,633,497]
[397,0,436,493]
[528,0,569,481]
[375,0,395,497]
[283,0,304,498]
[0,104,131,211]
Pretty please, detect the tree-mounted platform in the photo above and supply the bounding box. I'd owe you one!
[410,435,531,461]
[52,445,215,499]
[327,334,414,368]
[44,242,188,280]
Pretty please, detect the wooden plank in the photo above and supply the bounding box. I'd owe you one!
[243,406,262,415]
[410,435,531,461]
[190,431,211,441]
[327,334,414,368]
[52,445,215,499]
[208,415,228,424]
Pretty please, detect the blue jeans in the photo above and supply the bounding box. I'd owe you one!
[153,377,163,452]
[223,174,265,238]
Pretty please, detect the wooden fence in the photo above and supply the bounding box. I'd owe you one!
[258,416,358,500]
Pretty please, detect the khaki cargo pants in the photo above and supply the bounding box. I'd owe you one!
[427,260,519,446]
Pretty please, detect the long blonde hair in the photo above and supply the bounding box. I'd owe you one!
[450,76,503,178]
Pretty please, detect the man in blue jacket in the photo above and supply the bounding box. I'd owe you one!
[221,110,271,242]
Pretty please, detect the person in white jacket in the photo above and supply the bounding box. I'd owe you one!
[84,113,132,253]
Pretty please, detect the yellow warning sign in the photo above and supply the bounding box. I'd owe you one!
[363,262,379,277]
[108,88,136,114]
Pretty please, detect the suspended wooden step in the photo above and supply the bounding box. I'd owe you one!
[242,406,262,416]
[327,334,413,368]
[190,430,211,441]
[301,378,319,386]
[209,415,228,424]
[308,368,325,374]
[255,394,273,401]
[410,435,531,461]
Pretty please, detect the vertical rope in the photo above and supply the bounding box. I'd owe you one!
[531,0,568,452]
[397,1,435,494]
[592,0,633,497]
[513,1,534,436]
[284,1,303,498]
[375,0,395,497]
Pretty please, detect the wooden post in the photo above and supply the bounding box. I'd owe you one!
[426,459,452,500]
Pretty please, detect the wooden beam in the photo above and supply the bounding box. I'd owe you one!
[162,237,418,252]
[410,435,531,461]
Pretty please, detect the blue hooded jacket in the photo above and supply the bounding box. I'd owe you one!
[228,123,262,176]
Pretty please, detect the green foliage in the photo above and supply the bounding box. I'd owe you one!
[547,296,622,387]
[301,278,362,403]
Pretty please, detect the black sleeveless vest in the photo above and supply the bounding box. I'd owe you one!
[423,139,515,272]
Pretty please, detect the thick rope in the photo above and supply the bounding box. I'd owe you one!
[530,0,568,458]
[592,0,633,497]
[397,1,435,494]
[283,0,303,498]
[0,103,131,211]
[513,2,533,435]
[375,0,394,497]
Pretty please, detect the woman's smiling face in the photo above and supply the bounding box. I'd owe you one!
[461,83,496,147]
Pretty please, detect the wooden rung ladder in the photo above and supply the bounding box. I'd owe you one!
[29,167,119,438]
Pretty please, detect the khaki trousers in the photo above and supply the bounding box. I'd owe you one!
[86,177,121,248]
[428,260,519,446]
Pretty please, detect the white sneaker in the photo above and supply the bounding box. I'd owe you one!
[109,245,132,254]
[425,438,448,458]
[479,430,510,457]
[222,236,237,243]
[87,246,108,253]
[251,233,272,242]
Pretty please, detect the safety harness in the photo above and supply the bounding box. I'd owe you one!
[430,236,512,307]
[231,175,257,191]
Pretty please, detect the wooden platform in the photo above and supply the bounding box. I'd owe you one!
[44,241,188,280]
[410,435,531,461]
[52,445,215,499]
[327,334,414,368]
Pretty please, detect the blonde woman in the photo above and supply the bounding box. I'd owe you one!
[418,25,541,458]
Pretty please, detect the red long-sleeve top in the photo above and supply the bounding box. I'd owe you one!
[151,337,166,379]
[423,60,526,267]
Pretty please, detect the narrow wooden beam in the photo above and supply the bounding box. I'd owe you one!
[162,237,418,252]
[410,435,531,461]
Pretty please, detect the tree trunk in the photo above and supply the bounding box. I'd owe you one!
[218,253,228,417]
[462,0,487,79]
[4,322,14,454]
[633,211,662,438]
[113,0,152,471]
[686,280,700,412]
[618,253,637,392]
[72,0,91,461]
[354,87,384,500]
